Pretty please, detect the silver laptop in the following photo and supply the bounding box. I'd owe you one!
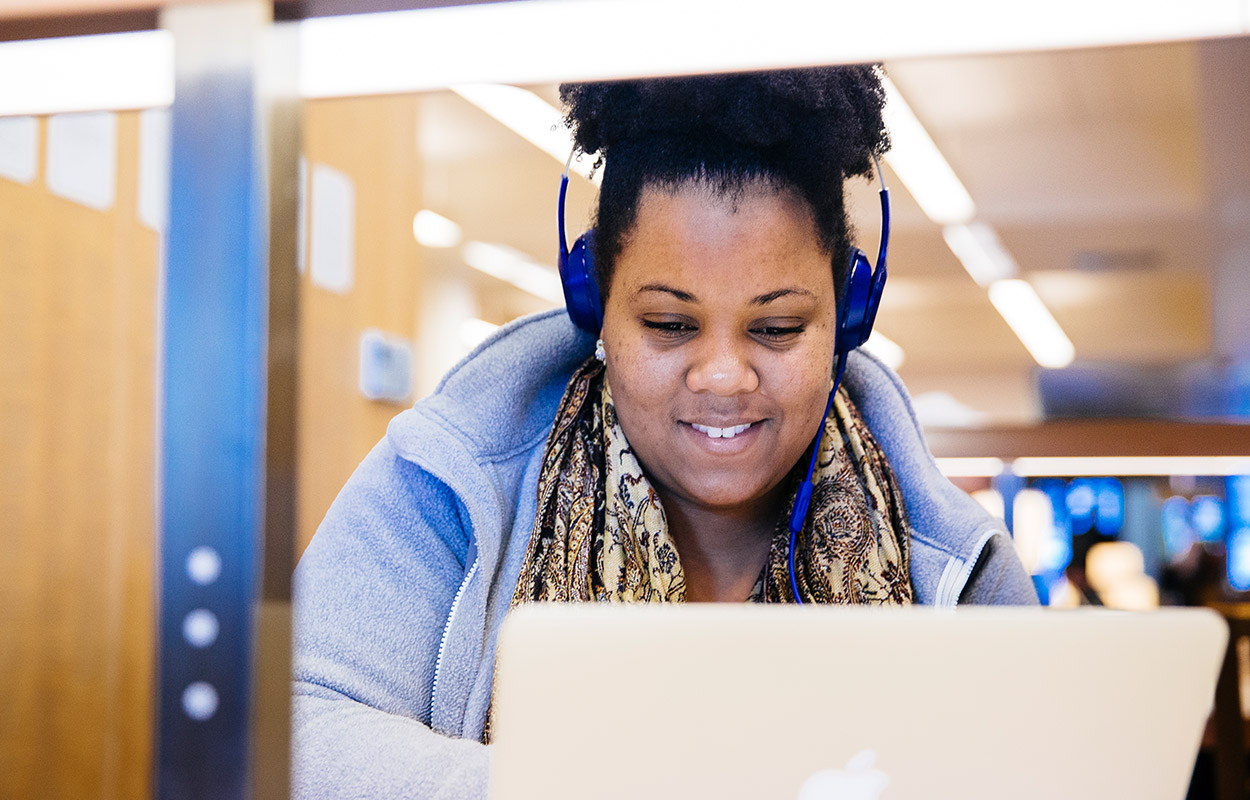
[489,605,1227,800]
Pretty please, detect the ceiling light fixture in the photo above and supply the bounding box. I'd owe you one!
[412,209,463,248]
[880,75,976,225]
[988,279,1076,369]
[461,241,564,305]
[942,222,1018,286]
[882,80,1072,371]
[450,84,598,183]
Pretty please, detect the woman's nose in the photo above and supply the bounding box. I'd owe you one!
[685,338,759,396]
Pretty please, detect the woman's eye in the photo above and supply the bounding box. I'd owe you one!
[753,325,805,341]
[641,319,695,337]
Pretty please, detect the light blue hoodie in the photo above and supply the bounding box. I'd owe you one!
[292,309,1037,799]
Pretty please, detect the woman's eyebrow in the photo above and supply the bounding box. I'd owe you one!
[635,283,698,302]
[634,285,816,305]
[751,288,814,305]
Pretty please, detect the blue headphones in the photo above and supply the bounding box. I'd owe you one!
[556,161,606,335]
[557,155,891,604]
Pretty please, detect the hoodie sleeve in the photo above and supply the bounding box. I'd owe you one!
[291,436,489,800]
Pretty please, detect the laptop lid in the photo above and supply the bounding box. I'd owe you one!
[489,605,1227,800]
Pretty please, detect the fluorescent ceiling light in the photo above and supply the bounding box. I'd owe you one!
[451,84,568,160]
[451,84,599,183]
[863,331,904,370]
[0,30,174,116]
[988,279,1075,369]
[936,457,1005,478]
[413,210,463,248]
[1011,456,1250,477]
[942,222,1018,286]
[462,240,564,305]
[880,75,975,225]
[298,1,1250,99]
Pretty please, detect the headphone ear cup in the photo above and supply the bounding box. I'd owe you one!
[560,229,605,335]
[862,258,888,338]
[836,248,873,356]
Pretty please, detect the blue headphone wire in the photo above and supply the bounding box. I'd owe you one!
[873,154,890,271]
[787,351,849,604]
[557,154,573,260]
[788,155,889,605]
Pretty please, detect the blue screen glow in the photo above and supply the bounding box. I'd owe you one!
[1228,526,1250,592]
[1066,480,1096,533]
[1095,478,1124,537]
[1192,495,1225,543]
[1162,496,1195,560]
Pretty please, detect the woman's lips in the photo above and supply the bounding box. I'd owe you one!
[690,422,753,439]
[681,420,764,452]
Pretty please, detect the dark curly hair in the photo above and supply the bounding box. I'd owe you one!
[560,65,890,302]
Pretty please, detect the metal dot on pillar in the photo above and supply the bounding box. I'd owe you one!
[181,682,219,722]
[182,609,220,649]
[186,546,222,586]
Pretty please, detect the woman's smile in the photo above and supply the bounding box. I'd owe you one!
[688,421,756,440]
[677,418,766,461]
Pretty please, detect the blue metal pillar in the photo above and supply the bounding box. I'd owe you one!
[157,3,270,797]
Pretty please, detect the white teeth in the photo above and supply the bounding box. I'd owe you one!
[691,422,753,439]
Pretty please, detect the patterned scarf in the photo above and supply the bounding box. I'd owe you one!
[510,359,913,606]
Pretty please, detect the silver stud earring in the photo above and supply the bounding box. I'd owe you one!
[594,338,606,363]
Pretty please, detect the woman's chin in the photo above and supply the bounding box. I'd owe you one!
[659,474,791,519]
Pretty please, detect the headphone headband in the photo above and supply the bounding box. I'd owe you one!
[557,152,889,343]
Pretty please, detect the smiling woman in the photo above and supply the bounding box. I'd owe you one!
[291,65,1037,800]
[601,187,839,602]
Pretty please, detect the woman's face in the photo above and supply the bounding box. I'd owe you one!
[600,181,838,519]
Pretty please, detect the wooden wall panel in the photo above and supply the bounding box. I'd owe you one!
[298,95,422,556]
[0,112,156,800]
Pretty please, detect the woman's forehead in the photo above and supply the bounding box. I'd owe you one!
[613,183,833,297]
[635,178,814,223]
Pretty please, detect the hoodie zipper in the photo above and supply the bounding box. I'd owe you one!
[934,530,996,607]
[430,556,479,723]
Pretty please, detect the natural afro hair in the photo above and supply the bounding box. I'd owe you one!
[560,66,890,301]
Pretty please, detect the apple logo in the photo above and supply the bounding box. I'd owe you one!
[797,749,890,800]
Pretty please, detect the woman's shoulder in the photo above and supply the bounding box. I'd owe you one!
[387,309,596,466]
[843,350,1036,605]
[301,310,595,587]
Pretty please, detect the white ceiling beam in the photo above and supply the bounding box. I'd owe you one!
[299,0,1250,98]
[0,29,173,116]
[4,1,1246,115]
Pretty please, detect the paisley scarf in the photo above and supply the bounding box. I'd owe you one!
[510,359,913,606]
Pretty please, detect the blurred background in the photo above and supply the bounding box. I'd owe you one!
[2,0,1250,798]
